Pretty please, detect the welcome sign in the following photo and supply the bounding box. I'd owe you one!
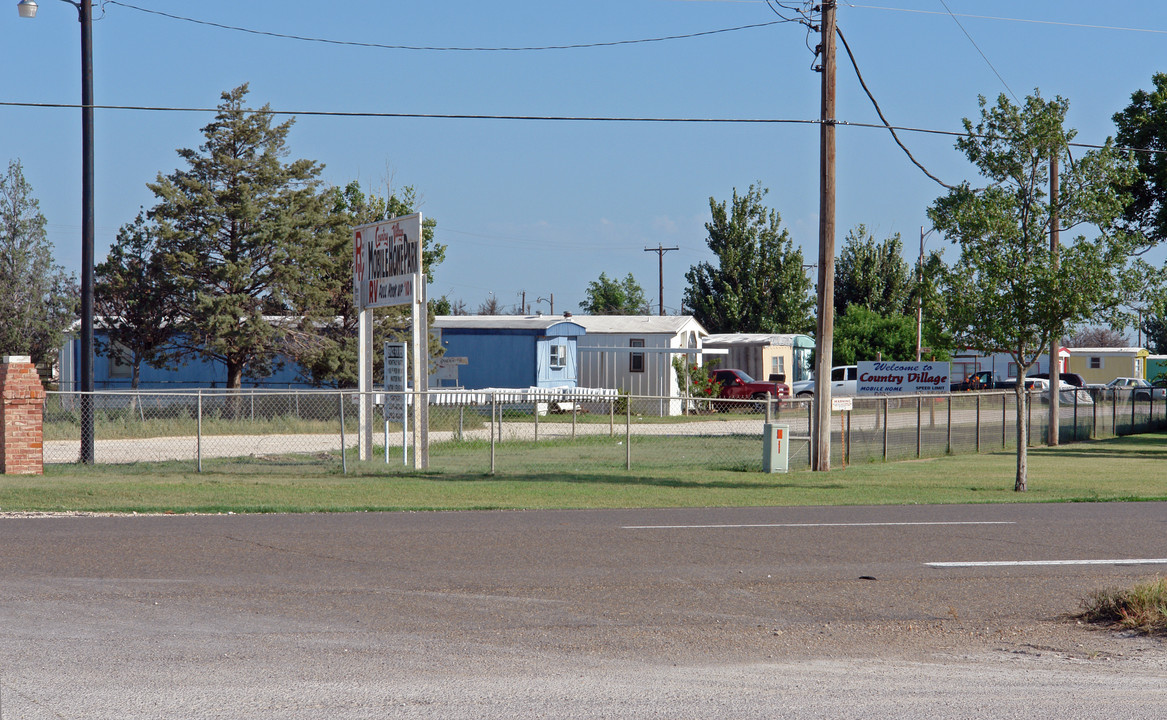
[857,361,950,395]
[353,213,422,309]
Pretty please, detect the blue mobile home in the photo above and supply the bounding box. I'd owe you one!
[432,315,585,389]
[58,330,317,391]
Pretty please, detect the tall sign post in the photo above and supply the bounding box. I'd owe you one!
[353,213,427,467]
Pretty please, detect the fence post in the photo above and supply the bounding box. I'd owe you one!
[765,392,772,425]
[609,396,615,437]
[572,397,577,440]
[1131,389,1136,435]
[881,398,887,461]
[458,405,464,442]
[1026,391,1032,447]
[916,397,922,458]
[625,394,632,471]
[533,394,539,442]
[197,389,203,473]
[946,395,952,455]
[845,410,851,466]
[490,394,496,475]
[975,394,981,453]
[339,392,347,475]
[1002,393,1007,449]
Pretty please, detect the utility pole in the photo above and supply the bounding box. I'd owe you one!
[644,244,678,315]
[1048,154,1061,445]
[813,0,838,472]
[917,227,925,362]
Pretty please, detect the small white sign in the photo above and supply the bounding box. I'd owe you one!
[384,342,407,422]
[832,397,853,412]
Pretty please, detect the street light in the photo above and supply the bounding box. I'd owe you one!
[18,0,96,464]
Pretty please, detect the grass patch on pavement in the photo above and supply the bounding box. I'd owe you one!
[3,431,1166,514]
[1077,576,1167,635]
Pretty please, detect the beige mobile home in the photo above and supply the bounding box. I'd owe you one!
[1066,347,1150,385]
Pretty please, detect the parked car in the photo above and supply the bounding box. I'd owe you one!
[1031,371,1086,388]
[1097,377,1167,402]
[711,369,789,410]
[790,365,857,397]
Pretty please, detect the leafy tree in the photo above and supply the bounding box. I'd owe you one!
[1142,314,1167,354]
[834,225,913,315]
[930,92,1139,492]
[148,84,332,390]
[1113,72,1167,252]
[580,272,649,315]
[683,184,814,334]
[0,159,78,367]
[833,306,922,366]
[289,180,446,387]
[94,212,181,388]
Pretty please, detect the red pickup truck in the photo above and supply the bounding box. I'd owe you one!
[712,369,789,409]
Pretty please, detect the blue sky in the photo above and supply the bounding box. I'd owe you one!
[4,1,1166,317]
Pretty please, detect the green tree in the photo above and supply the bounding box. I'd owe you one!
[1113,72,1167,252]
[834,225,913,315]
[683,184,813,334]
[0,159,78,367]
[148,84,332,389]
[289,180,447,387]
[95,212,182,388]
[930,92,1139,492]
[1142,313,1167,354]
[833,306,920,366]
[580,272,649,315]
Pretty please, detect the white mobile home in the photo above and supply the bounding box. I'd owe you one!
[571,315,709,416]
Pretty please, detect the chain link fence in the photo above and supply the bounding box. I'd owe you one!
[42,387,1167,474]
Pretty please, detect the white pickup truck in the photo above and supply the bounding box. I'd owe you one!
[790,365,857,397]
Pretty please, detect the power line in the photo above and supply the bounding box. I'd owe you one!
[845,3,1167,36]
[935,0,1019,105]
[106,1,794,52]
[835,26,953,189]
[3,100,1161,156]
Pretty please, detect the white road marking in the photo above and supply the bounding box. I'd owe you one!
[927,558,1167,567]
[622,521,1016,530]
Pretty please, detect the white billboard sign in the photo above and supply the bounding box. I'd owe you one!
[384,341,407,423]
[857,361,950,395]
[354,213,422,309]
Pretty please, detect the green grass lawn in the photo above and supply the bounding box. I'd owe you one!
[4,431,1165,514]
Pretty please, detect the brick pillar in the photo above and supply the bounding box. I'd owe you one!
[1,355,46,475]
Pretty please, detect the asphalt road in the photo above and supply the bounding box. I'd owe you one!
[1,503,1165,718]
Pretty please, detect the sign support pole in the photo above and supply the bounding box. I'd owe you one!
[358,309,374,461]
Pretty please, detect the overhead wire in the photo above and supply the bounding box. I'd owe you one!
[844,3,1167,36]
[106,1,796,52]
[835,26,954,189]
[4,99,1160,157]
[935,0,1019,105]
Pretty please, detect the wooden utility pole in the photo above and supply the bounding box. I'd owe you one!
[1047,154,1061,445]
[813,0,838,471]
[644,244,678,315]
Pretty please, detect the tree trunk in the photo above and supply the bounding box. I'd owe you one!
[1014,383,1028,492]
[226,361,245,419]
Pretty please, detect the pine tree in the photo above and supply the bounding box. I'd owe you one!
[0,159,78,367]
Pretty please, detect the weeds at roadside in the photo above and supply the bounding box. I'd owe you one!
[1076,577,1167,635]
